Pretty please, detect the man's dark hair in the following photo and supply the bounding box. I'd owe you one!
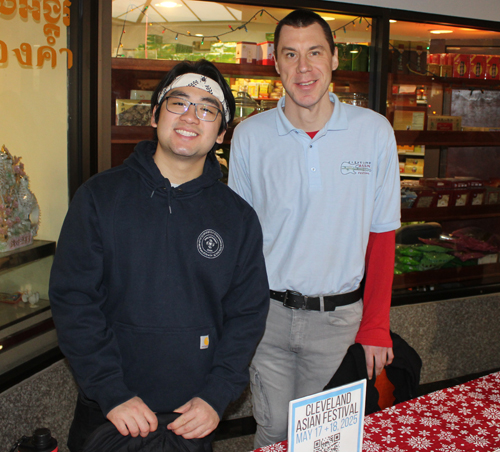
[274,9,335,59]
[151,59,235,138]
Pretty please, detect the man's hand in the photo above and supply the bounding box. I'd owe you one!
[168,397,219,439]
[106,396,158,437]
[362,345,394,380]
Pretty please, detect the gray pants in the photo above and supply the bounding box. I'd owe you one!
[250,298,363,448]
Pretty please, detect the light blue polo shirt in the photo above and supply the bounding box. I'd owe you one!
[228,93,401,296]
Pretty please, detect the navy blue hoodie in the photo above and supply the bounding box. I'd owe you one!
[49,141,269,417]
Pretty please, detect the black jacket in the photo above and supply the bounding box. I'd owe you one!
[81,414,212,452]
[49,141,269,417]
[324,332,422,414]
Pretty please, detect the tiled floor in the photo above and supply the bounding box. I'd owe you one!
[213,434,255,452]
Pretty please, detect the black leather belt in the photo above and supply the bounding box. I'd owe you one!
[270,286,363,311]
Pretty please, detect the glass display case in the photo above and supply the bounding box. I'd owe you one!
[110,2,373,166]
[108,0,500,304]
[388,20,500,301]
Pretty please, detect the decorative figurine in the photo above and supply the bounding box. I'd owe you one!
[0,145,40,252]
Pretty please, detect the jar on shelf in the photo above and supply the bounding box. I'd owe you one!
[336,93,369,107]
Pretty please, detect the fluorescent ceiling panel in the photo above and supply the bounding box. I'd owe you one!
[112,0,242,22]
[184,1,240,21]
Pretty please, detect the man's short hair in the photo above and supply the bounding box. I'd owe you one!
[274,9,335,59]
[151,59,236,137]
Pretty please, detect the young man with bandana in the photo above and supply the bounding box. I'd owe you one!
[229,9,401,447]
[49,59,269,451]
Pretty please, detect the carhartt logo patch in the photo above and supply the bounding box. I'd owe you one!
[200,335,209,349]
[197,229,224,259]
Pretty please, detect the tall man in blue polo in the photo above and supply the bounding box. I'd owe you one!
[228,10,401,447]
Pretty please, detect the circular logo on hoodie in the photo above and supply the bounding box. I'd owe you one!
[197,229,224,259]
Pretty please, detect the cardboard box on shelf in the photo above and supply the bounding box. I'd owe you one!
[130,90,153,100]
[440,65,453,77]
[336,44,352,71]
[427,115,462,131]
[451,189,469,206]
[427,63,440,76]
[452,54,470,78]
[393,110,425,131]
[469,55,487,79]
[389,41,410,74]
[409,45,427,75]
[350,44,370,72]
[486,56,500,80]
[236,42,257,64]
[397,145,415,153]
[116,99,151,126]
[257,41,274,65]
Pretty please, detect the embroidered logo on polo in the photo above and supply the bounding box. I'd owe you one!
[197,229,224,259]
[341,161,372,175]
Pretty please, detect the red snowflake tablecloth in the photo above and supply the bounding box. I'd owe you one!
[363,371,500,451]
[253,372,500,452]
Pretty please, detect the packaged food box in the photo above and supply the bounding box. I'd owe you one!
[236,42,257,64]
[452,54,470,78]
[336,44,352,71]
[116,99,151,126]
[409,45,427,74]
[397,145,414,153]
[455,178,486,206]
[400,187,417,208]
[469,187,486,205]
[440,65,453,77]
[451,189,469,206]
[427,115,462,131]
[486,56,500,80]
[427,63,440,76]
[469,55,487,79]
[350,44,369,72]
[257,41,274,65]
[412,187,436,208]
[130,90,153,100]
[389,41,409,74]
[419,178,452,207]
[485,187,500,205]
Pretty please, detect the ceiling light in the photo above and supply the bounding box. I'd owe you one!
[321,16,335,21]
[389,20,397,23]
[429,30,453,34]
[156,2,182,7]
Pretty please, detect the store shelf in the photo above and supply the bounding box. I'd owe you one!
[393,262,500,290]
[400,173,423,178]
[395,130,500,146]
[401,204,500,222]
[390,73,500,89]
[111,57,370,83]
[0,240,56,272]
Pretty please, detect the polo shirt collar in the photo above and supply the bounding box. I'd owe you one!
[275,92,349,136]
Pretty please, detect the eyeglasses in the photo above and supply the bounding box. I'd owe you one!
[164,96,222,122]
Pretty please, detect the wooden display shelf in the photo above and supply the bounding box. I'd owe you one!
[0,240,56,272]
[401,204,500,222]
[393,262,500,290]
[390,72,500,89]
[111,57,370,83]
[395,130,500,147]
[111,124,234,145]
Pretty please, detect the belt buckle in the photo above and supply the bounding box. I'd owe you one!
[284,290,307,310]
